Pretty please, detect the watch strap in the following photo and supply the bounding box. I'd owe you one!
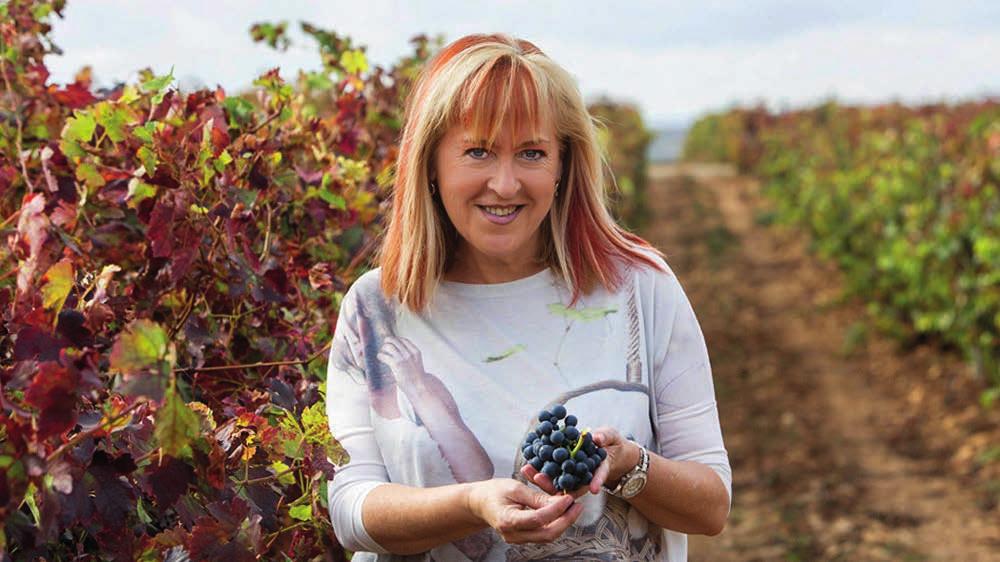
[601,444,648,498]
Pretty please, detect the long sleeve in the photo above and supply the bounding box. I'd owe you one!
[648,263,732,511]
[325,284,392,554]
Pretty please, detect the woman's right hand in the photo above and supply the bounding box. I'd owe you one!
[467,479,584,544]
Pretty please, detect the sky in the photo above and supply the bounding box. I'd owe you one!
[44,0,1000,129]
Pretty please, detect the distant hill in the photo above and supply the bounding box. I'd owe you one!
[647,127,688,163]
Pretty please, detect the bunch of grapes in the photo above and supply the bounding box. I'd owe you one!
[522,404,607,493]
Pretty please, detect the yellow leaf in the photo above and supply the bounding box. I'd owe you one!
[41,260,74,314]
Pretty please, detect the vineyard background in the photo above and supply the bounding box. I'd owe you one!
[1,1,998,560]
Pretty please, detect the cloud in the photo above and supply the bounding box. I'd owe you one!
[43,2,1000,126]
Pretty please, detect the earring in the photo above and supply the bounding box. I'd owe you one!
[554,179,560,198]
[429,180,437,195]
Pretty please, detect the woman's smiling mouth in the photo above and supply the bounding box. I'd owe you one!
[477,204,525,224]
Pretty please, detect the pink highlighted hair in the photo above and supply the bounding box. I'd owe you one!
[377,33,666,312]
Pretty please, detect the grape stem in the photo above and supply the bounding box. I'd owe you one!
[570,428,590,457]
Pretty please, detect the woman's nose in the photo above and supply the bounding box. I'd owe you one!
[486,158,521,197]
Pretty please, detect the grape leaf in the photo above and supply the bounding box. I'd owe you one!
[140,67,175,105]
[109,319,175,375]
[154,387,200,460]
[288,504,312,521]
[63,111,96,143]
[137,146,158,176]
[40,259,73,315]
[339,49,368,75]
[75,162,106,189]
[94,101,133,143]
[143,456,194,508]
[24,363,80,440]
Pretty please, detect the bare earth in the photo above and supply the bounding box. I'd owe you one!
[640,163,1000,562]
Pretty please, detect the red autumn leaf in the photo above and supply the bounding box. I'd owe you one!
[143,456,194,509]
[24,362,80,440]
[51,81,97,109]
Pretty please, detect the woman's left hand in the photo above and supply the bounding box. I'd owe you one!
[520,426,640,497]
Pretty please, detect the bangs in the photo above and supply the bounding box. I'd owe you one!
[450,56,554,146]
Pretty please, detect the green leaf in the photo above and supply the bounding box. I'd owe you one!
[301,402,349,464]
[155,386,200,459]
[75,162,106,189]
[484,344,526,363]
[31,3,52,20]
[23,483,39,526]
[141,67,175,97]
[63,111,96,143]
[289,504,313,521]
[126,178,157,208]
[59,139,86,161]
[109,319,175,375]
[271,461,296,486]
[305,71,333,90]
[137,146,158,176]
[339,49,369,75]
[221,97,255,127]
[118,84,141,105]
[95,102,133,143]
[41,260,74,314]
[136,497,153,525]
[133,121,157,144]
[318,187,346,209]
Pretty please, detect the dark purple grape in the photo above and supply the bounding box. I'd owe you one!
[564,414,577,426]
[530,457,545,471]
[542,461,560,479]
[576,461,588,474]
[564,426,580,442]
[558,473,577,490]
[590,454,602,467]
[538,421,553,435]
[580,472,592,485]
[561,459,576,474]
[584,457,596,471]
[523,445,535,460]
[597,448,607,460]
[525,431,538,443]
[550,430,565,445]
[574,450,587,463]
[532,442,542,456]
[552,405,567,419]
[552,447,569,463]
[538,410,552,422]
[539,445,554,462]
[583,441,596,456]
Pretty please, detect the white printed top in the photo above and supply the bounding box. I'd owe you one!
[325,250,731,561]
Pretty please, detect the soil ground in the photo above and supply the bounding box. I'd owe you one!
[639,163,1000,562]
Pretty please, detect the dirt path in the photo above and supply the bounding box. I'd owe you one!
[640,163,1000,561]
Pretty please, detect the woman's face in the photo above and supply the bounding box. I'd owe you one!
[432,119,562,270]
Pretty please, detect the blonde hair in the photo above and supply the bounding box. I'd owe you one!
[377,33,664,312]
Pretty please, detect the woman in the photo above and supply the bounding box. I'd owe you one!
[325,33,731,561]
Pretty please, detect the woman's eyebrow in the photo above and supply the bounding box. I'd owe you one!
[461,137,551,147]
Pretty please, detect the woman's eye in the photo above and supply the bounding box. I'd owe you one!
[466,148,490,159]
[521,149,545,161]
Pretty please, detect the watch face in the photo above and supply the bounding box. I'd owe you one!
[623,474,647,498]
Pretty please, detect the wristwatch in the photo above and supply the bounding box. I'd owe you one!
[601,444,649,499]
